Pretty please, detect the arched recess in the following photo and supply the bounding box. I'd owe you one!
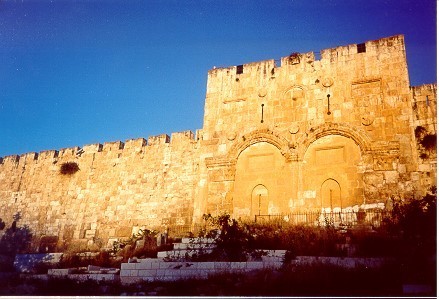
[232,141,293,219]
[297,122,372,160]
[320,179,342,209]
[228,128,296,162]
[301,135,363,210]
[251,185,268,216]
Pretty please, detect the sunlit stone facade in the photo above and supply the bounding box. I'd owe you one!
[0,35,436,250]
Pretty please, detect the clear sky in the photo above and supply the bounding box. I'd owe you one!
[0,0,436,157]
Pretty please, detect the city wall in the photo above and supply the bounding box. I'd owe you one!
[0,35,436,251]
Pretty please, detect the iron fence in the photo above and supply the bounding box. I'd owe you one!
[254,210,391,228]
[163,210,391,238]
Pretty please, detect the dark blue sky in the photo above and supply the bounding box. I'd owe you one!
[0,0,436,157]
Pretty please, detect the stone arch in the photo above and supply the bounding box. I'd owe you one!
[301,134,364,210]
[228,128,296,162]
[297,122,372,160]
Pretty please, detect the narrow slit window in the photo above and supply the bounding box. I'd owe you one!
[357,43,366,53]
[236,65,243,75]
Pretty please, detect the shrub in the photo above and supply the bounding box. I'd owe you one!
[200,213,254,262]
[420,134,437,151]
[59,162,80,175]
[111,228,159,261]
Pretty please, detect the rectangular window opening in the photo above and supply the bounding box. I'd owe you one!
[236,65,243,75]
[357,43,366,53]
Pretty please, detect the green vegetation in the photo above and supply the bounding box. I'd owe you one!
[0,188,435,296]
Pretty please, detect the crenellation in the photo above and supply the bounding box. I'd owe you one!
[82,143,103,153]
[0,35,436,251]
[123,138,147,155]
[58,147,80,158]
[17,153,39,168]
[170,130,195,144]
[0,155,20,167]
[38,150,59,160]
[148,134,170,145]
[103,141,125,152]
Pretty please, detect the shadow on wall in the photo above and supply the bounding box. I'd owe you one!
[0,212,33,272]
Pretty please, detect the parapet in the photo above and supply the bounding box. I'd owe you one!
[148,134,170,146]
[411,83,437,96]
[38,150,59,160]
[208,59,277,80]
[82,143,103,153]
[207,34,406,80]
[320,34,405,62]
[103,141,125,152]
[124,138,147,149]
[59,147,80,158]
[0,129,199,167]
[171,130,195,144]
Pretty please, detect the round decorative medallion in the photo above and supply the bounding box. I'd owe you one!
[227,132,237,141]
[258,88,267,98]
[289,124,300,134]
[322,77,334,88]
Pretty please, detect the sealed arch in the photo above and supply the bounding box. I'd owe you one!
[228,128,296,162]
[302,135,364,210]
[298,122,372,160]
[232,141,294,219]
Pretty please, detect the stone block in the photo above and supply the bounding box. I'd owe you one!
[384,171,399,183]
[120,269,131,277]
[246,261,263,269]
[138,269,157,276]
[196,262,215,269]
[120,263,137,270]
[48,268,71,276]
[230,262,246,269]
[214,262,231,269]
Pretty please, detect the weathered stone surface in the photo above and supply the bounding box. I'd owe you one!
[0,35,436,249]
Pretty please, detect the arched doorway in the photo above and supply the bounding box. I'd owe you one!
[232,141,293,219]
[321,179,342,209]
[251,185,268,216]
[302,135,363,210]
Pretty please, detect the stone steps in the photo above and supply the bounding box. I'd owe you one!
[157,237,216,259]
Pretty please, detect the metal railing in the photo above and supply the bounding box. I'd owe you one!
[163,210,390,238]
[254,210,390,228]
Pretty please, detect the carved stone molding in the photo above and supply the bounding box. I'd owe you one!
[228,128,297,162]
[298,122,373,160]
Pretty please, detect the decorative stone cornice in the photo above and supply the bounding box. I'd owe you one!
[298,122,374,159]
[228,128,297,162]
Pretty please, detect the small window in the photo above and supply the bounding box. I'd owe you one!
[236,65,243,75]
[357,43,366,53]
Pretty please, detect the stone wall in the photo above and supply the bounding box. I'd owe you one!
[0,132,200,249]
[0,35,436,250]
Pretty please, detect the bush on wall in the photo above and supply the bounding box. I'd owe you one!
[60,162,80,175]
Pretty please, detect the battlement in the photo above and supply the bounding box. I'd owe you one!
[0,130,197,168]
[207,35,405,80]
[0,35,435,252]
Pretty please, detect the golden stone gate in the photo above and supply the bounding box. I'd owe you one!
[0,35,436,250]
